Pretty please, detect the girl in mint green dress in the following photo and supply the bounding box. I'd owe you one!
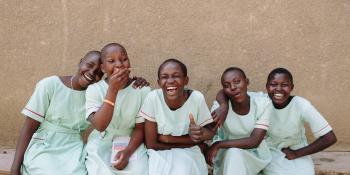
[85,43,150,175]
[140,59,215,175]
[262,68,337,175]
[11,51,103,175]
[213,68,337,175]
[208,67,273,175]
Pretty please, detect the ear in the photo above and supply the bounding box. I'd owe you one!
[157,79,161,87]
[184,76,189,86]
[246,78,250,86]
[291,83,294,91]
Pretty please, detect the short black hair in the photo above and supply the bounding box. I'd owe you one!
[267,67,294,84]
[84,50,100,58]
[82,50,101,63]
[100,43,127,60]
[221,67,246,82]
[158,58,187,78]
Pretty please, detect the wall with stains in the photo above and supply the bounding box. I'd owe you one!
[1,0,349,150]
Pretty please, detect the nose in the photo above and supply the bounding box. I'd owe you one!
[276,85,282,91]
[167,76,175,83]
[114,60,123,68]
[230,83,237,91]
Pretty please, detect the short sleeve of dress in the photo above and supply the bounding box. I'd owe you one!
[196,92,213,127]
[21,78,52,123]
[85,85,103,120]
[301,98,332,138]
[139,91,156,122]
[135,87,151,123]
[254,98,272,131]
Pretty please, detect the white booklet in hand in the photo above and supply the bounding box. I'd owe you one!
[111,136,137,164]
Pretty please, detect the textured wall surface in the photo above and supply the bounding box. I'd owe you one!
[1,0,349,150]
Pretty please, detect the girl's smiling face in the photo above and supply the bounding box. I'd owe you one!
[101,46,130,78]
[77,52,103,88]
[158,62,188,101]
[221,70,249,104]
[266,73,294,108]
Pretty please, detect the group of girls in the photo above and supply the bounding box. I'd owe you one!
[11,42,337,175]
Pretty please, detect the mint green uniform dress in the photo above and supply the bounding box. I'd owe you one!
[21,76,89,175]
[211,95,273,175]
[262,96,333,175]
[139,89,213,175]
[85,80,150,175]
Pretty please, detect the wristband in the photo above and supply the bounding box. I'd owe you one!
[104,99,115,107]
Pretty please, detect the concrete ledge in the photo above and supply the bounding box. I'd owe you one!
[314,152,350,175]
[0,149,13,175]
[1,148,349,175]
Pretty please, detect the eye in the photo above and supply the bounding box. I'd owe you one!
[160,75,168,80]
[269,83,277,87]
[222,83,230,88]
[281,83,289,87]
[233,80,241,85]
[172,75,182,79]
[86,63,93,68]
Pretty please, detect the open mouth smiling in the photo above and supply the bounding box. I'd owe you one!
[165,86,179,95]
[273,93,284,99]
[166,86,177,91]
[83,73,95,83]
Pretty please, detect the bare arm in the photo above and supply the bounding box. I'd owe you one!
[206,128,266,165]
[113,123,145,170]
[215,128,266,149]
[11,117,40,175]
[158,134,195,144]
[88,69,129,131]
[88,87,118,131]
[125,123,145,154]
[158,127,215,144]
[282,131,337,160]
[212,89,229,128]
[158,114,216,144]
[216,89,228,106]
[144,120,197,150]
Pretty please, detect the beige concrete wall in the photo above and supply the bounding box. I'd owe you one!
[1,0,349,150]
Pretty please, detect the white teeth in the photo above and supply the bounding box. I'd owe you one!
[274,94,283,98]
[167,87,176,90]
[84,74,93,81]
